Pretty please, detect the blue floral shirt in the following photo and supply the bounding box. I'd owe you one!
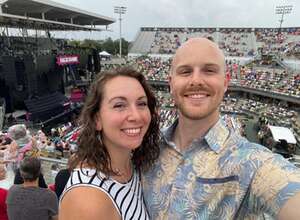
[142,118,300,219]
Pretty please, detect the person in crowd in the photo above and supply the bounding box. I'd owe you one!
[0,164,8,220]
[12,136,47,188]
[54,167,69,201]
[13,166,47,188]
[0,187,8,220]
[59,66,160,220]
[51,130,64,157]
[0,165,5,181]
[6,157,58,220]
[143,37,300,220]
[53,154,75,200]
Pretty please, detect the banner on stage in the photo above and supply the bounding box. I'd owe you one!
[56,55,80,65]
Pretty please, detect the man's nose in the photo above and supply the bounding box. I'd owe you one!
[189,69,205,87]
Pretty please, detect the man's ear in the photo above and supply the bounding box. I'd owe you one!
[168,75,173,95]
[224,72,230,93]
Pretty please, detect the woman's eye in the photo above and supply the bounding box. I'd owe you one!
[137,101,148,107]
[113,103,126,109]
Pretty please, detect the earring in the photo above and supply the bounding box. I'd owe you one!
[97,132,103,145]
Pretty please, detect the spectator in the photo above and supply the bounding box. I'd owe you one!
[54,168,70,201]
[0,188,8,220]
[13,167,47,188]
[6,157,58,220]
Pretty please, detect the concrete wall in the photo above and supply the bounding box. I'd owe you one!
[40,157,68,185]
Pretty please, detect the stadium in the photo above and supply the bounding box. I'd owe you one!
[0,0,300,219]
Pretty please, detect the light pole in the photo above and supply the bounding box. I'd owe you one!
[114,6,126,57]
[275,4,293,35]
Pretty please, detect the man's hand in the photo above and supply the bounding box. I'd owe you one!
[278,191,300,220]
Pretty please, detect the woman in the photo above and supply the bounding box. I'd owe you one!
[59,66,160,220]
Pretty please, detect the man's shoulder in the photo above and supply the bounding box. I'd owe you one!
[38,187,56,197]
[230,134,299,173]
[8,184,21,193]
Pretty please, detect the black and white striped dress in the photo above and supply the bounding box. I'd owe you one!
[60,168,149,220]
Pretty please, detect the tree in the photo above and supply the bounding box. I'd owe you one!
[101,37,115,55]
[67,37,130,56]
[114,38,129,56]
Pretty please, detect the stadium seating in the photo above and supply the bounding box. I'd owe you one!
[129,27,300,59]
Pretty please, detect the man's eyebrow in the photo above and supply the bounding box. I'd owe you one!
[175,65,191,71]
[204,63,220,68]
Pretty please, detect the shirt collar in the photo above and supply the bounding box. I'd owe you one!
[162,117,230,154]
[204,118,230,153]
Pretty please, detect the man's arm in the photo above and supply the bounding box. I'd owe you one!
[278,191,300,220]
[249,152,300,218]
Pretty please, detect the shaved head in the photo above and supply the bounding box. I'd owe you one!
[168,37,229,122]
[171,37,225,74]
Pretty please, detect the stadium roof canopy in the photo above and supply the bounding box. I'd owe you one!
[0,0,115,31]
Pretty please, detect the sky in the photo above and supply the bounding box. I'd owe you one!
[52,0,299,41]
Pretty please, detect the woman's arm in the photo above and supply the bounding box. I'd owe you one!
[59,186,120,220]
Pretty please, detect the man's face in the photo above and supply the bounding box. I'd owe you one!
[169,38,228,122]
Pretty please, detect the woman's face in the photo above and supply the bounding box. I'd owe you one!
[96,76,151,153]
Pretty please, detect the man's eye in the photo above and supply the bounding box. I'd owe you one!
[205,69,216,73]
[179,69,191,75]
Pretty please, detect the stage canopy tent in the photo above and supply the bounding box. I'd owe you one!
[99,51,111,56]
[269,125,297,144]
[0,0,115,31]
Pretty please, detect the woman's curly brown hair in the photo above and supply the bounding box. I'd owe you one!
[69,66,160,175]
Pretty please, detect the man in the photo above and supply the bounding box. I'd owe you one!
[143,38,300,219]
[6,157,58,220]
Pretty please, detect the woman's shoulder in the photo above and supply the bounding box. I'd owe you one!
[59,186,120,220]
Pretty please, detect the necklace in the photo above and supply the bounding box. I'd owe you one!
[112,167,133,184]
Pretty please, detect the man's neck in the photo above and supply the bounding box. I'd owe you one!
[23,179,39,187]
[173,113,219,151]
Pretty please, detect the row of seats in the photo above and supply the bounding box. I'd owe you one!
[130,27,300,58]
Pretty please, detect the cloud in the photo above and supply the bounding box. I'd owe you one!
[58,0,299,41]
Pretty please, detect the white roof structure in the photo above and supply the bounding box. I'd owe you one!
[269,125,297,144]
[99,51,111,56]
[0,0,115,31]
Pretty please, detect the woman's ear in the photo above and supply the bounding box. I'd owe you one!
[95,114,102,131]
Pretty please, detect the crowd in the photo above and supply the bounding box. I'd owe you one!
[240,66,300,97]
[219,29,255,57]
[220,95,300,145]
[0,120,81,219]
[0,36,299,219]
[255,28,300,57]
[141,27,300,58]
[119,56,300,98]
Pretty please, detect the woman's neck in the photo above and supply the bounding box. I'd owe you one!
[105,143,133,183]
